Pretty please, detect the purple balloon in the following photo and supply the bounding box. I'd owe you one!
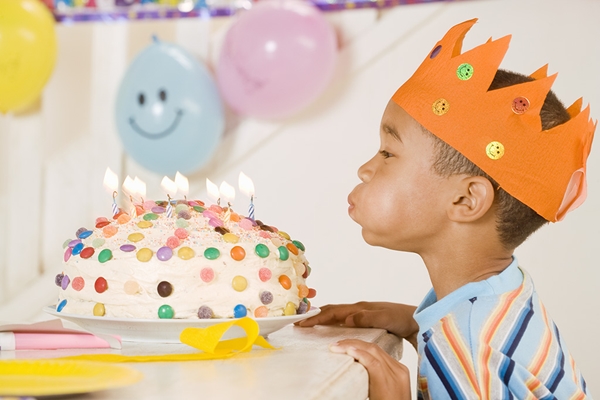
[216,0,337,119]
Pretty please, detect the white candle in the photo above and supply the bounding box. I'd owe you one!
[248,196,254,220]
[238,172,255,219]
[103,167,119,217]
[219,181,235,224]
[161,176,178,218]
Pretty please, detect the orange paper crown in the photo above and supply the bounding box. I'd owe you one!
[392,19,596,222]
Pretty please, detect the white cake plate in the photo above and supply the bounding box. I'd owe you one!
[44,305,320,344]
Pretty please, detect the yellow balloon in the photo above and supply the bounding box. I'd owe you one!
[0,0,58,114]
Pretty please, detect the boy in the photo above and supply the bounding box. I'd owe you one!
[298,19,595,399]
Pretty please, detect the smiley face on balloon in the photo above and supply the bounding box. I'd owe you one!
[128,88,184,141]
[116,38,224,175]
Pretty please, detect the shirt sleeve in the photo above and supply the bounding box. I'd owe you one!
[417,301,590,399]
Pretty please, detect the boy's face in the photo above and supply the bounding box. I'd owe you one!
[348,101,451,252]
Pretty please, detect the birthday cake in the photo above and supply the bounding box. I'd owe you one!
[54,200,315,319]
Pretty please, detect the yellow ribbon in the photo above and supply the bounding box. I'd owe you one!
[59,317,277,363]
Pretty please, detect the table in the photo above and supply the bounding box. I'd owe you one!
[4,325,403,399]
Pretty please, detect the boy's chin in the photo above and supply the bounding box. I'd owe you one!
[361,229,407,251]
[360,229,382,247]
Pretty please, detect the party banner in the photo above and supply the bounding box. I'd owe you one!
[44,0,461,23]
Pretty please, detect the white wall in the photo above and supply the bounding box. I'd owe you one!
[0,0,598,395]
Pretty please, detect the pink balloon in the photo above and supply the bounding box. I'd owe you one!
[216,0,338,119]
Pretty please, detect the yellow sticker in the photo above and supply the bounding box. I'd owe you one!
[432,98,450,115]
[486,141,505,160]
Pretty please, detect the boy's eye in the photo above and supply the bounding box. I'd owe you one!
[379,150,393,159]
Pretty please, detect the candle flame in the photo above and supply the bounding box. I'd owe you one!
[133,177,146,200]
[206,178,220,203]
[122,175,135,196]
[161,176,178,197]
[103,167,119,193]
[175,171,189,197]
[219,181,235,204]
[238,172,255,198]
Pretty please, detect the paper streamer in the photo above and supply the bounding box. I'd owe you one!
[59,317,277,363]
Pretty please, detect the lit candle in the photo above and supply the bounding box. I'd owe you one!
[161,176,178,218]
[133,176,146,203]
[175,171,189,201]
[122,175,137,217]
[122,176,134,192]
[103,167,119,217]
[238,172,255,220]
[219,181,235,224]
[206,178,220,206]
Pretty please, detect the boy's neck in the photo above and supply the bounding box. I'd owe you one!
[420,247,514,300]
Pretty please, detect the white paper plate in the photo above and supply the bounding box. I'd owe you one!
[44,305,320,343]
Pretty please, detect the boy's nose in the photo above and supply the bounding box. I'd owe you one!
[357,157,375,183]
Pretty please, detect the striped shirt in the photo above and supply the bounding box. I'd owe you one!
[414,258,590,400]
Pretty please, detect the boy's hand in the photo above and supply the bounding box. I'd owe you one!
[330,339,411,400]
[297,302,419,348]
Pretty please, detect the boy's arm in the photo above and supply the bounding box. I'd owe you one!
[297,302,419,349]
[330,338,412,400]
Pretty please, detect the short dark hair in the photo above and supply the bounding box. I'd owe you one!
[427,69,571,249]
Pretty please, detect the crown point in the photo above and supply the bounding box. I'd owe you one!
[566,98,584,118]
[530,64,549,80]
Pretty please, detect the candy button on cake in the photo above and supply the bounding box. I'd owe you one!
[54,200,316,319]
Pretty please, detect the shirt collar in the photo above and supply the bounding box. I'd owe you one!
[413,257,523,334]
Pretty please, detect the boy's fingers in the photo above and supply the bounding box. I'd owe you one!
[330,339,411,400]
[296,304,361,326]
[344,344,385,372]
[346,307,419,340]
[330,339,384,363]
[330,342,392,386]
[345,310,390,330]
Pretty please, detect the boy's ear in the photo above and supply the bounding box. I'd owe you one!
[447,176,495,222]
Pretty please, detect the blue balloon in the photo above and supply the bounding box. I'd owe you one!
[116,38,224,175]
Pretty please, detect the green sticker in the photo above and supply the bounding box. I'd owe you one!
[457,63,474,80]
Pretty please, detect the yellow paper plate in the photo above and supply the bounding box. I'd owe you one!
[0,359,143,396]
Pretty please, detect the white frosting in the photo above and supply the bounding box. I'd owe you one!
[57,203,313,319]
